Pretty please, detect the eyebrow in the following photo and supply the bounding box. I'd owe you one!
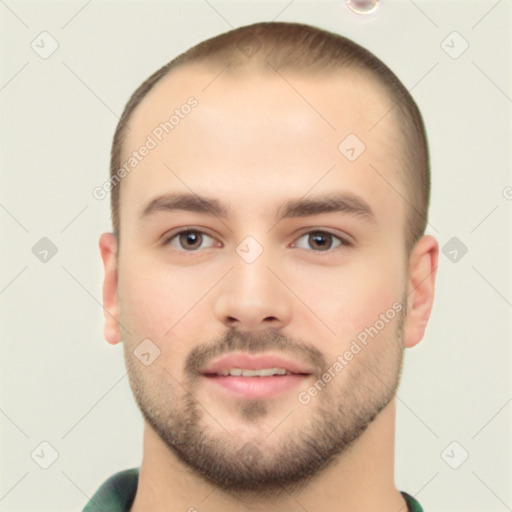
[140,192,376,224]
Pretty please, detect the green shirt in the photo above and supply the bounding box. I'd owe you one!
[83,467,424,511]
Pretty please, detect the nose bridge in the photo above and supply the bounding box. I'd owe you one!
[213,240,292,331]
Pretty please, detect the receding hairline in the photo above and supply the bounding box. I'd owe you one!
[120,61,400,168]
[110,21,430,253]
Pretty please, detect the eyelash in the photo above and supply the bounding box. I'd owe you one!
[162,228,352,253]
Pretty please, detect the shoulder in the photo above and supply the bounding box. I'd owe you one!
[82,467,139,512]
[400,491,424,512]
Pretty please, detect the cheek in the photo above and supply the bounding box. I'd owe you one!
[347,265,403,322]
[289,253,406,343]
[117,260,220,351]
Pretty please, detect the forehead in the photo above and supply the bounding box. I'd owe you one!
[125,63,396,150]
[119,63,404,234]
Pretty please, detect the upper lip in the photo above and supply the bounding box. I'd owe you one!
[200,353,314,375]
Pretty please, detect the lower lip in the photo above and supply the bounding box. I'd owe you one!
[203,374,310,399]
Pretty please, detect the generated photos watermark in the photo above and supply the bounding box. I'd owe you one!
[92,96,198,200]
[297,300,403,405]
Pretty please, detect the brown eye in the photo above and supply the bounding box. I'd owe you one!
[309,232,333,250]
[292,230,350,252]
[165,230,215,251]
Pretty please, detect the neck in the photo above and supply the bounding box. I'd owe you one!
[130,399,406,512]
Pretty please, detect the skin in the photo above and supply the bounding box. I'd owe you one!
[99,63,438,512]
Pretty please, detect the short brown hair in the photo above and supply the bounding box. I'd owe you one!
[109,21,430,253]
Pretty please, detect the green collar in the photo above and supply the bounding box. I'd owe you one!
[83,468,424,511]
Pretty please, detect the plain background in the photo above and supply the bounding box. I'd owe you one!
[0,0,511,510]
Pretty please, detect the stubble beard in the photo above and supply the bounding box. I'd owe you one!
[123,307,406,499]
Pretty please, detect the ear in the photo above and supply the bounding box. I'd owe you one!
[403,235,439,348]
[99,232,122,345]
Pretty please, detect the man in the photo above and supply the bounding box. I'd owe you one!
[87,20,438,512]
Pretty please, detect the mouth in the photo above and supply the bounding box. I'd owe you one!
[200,353,313,399]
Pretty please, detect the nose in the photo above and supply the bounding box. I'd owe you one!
[213,252,293,332]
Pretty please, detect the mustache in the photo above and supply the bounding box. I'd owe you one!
[184,329,326,378]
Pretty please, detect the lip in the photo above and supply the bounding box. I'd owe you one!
[204,374,309,399]
[200,353,313,400]
[200,353,314,376]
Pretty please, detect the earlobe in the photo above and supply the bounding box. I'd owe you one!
[403,235,439,348]
[99,232,122,345]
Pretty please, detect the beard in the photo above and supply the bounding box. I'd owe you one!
[122,302,406,499]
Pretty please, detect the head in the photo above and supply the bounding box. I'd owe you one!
[99,21,438,497]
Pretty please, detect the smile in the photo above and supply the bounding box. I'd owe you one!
[200,354,313,399]
[214,368,289,377]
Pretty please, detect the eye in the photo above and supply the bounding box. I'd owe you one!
[164,229,217,251]
[291,230,351,252]
[162,228,351,253]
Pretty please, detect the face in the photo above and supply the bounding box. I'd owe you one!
[110,64,412,496]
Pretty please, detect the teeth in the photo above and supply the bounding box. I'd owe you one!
[217,368,288,377]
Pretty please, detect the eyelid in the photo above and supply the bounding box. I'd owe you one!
[162,226,220,250]
[291,229,352,251]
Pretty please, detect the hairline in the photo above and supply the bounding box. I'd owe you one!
[110,24,429,255]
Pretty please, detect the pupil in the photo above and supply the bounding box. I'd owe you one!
[181,231,201,249]
[310,232,331,250]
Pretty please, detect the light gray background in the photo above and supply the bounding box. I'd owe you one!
[1,0,511,510]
